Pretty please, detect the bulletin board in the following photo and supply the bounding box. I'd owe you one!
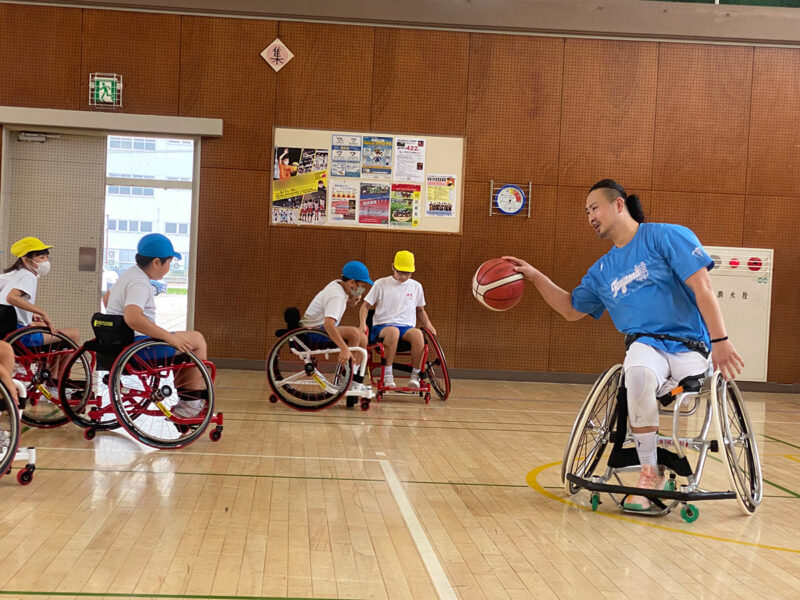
[706,246,773,382]
[271,127,464,234]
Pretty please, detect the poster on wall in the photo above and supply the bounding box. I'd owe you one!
[331,134,362,178]
[298,177,328,225]
[393,138,426,183]
[330,179,357,222]
[425,174,456,217]
[272,146,328,225]
[390,183,420,228]
[359,182,390,225]
[361,136,393,179]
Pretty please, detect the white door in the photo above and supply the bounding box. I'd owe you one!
[2,132,106,341]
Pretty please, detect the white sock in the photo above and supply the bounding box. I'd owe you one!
[412,368,420,376]
[633,432,657,466]
[385,366,393,377]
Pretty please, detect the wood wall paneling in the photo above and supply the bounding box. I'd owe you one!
[180,17,278,171]
[649,192,745,248]
[465,34,563,185]
[0,5,82,110]
[276,22,374,132]
[82,10,181,115]
[371,28,469,136]
[743,196,800,383]
[456,182,557,370]
[265,227,367,348]
[559,39,658,189]
[653,43,753,194]
[747,48,800,197]
[195,168,270,359]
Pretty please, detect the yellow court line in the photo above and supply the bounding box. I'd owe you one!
[784,455,800,464]
[526,461,800,555]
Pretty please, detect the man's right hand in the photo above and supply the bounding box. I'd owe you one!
[502,256,538,280]
[167,333,193,354]
[338,347,353,366]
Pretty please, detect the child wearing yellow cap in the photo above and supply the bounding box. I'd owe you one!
[0,237,79,347]
[358,250,436,389]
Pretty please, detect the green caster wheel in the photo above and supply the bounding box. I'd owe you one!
[680,504,699,523]
[590,494,600,511]
[665,478,677,492]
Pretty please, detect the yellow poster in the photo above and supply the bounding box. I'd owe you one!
[273,170,327,202]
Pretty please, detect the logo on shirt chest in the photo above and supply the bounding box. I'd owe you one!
[610,262,649,298]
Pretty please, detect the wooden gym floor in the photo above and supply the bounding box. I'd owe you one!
[1,371,799,600]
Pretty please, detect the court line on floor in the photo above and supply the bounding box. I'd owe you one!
[526,461,800,554]
[763,434,800,450]
[29,447,457,600]
[0,592,358,600]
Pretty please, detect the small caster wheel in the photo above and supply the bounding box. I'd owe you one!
[269,394,278,404]
[424,393,430,404]
[346,397,356,408]
[17,468,33,485]
[209,427,223,442]
[375,393,382,403]
[5,467,11,475]
[680,504,699,523]
[83,428,96,441]
[590,494,600,512]
[665,477,677,492]
[360,400,370,411]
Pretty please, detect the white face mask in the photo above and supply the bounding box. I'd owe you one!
[35,260,51,277]
[350,284,366,297]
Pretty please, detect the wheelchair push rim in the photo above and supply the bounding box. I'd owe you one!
[110,339,215,449]
[0,383,20,479]
[421,328,450,401]
[266,328,353,411]
[712,374,763,514]
[58,345,121,432]
[562,364,622,495]
[5,326,80,428]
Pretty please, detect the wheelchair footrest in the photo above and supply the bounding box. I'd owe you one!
[566,474,736,502]
[608,447,694,477]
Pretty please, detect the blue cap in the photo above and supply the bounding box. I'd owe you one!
[137,233,182,260]
[342,260,372,285]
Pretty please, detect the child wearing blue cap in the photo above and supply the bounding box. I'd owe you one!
[300,260,373,393]
[104,233,208,418]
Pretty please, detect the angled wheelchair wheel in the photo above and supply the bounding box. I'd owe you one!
[58,346,120,432]
[266,328,352,411]
[110,340,214,449]
[0,383,20,480]
[562,364,622,495]
[421,328,450,401]
[5,327,78,428]
[712,373,762,515]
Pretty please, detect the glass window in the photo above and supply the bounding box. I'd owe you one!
[165,222,177,234]
[140,221,153,233]
[178,223,188,235]
[108,186,119,195]
[129,221,139,232]
[108,219,117,230]
[118,220,128,231]
[143,188,154,197]
[120,186,130,195]
[133,139,145,151]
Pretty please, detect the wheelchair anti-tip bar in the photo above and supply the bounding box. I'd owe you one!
[565,474,736,502]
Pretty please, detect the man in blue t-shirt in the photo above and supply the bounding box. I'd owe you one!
[505,179,743,511]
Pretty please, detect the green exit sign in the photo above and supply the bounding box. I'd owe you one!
[89,73,122,108]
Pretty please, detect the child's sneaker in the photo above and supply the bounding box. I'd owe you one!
[383,374,396,389]
[408,372,420,388]
[623,464,666,511]
[171,399,204,419]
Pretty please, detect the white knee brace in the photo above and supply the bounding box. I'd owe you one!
[625,366,660,428]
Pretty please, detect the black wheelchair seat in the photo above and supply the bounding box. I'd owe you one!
[275,307,301,338]
[85,313,135,370]
[0,305,17,339]
[657,373,705,407]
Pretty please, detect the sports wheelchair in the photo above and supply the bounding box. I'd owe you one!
[365,310,450,404]
[56,313,223,449]
[0,380,36,485]
[562,364,762,522]
[0,305,88,429]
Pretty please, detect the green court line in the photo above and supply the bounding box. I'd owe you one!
[707,454,800,498]
[762,434,800,451]
[0,591,359,600]
[405,479,528,488]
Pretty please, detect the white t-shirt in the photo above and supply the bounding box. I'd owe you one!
[364,276,425,327]
[106,266,156,326]
[300,280,348,328]
[0,269,38,326]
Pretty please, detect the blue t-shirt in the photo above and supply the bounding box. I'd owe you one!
[571,223,713,354]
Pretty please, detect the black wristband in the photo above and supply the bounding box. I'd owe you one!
[710,336,728,344]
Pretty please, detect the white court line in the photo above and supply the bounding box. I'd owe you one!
[37,446,458,598]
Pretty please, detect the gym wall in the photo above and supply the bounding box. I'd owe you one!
[0,4,798,383]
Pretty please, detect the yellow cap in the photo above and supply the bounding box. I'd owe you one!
[393,250,415,273]
[10,237,52,258]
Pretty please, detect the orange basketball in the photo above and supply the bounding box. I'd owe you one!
[472,258,525,311]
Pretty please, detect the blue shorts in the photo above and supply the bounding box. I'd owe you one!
[304,327,334,346]
[369,324,414,345]
[16,324,44,348]
[133,335,177,361]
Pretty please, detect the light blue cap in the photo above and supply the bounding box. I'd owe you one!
[342,260,372,285]
[137,233,182,260]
